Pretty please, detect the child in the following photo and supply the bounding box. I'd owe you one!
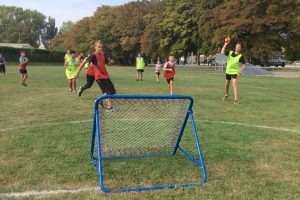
[19,51,29,86]
[77,54,95,97]
[221,38,246,104]
[64,50,80,93]
[0,54,6,77]
[163,55,176,95]
[136,53,145,81]
[76,40,116,111]
[155,60,162,83]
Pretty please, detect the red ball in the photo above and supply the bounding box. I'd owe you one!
[225,36,230,43]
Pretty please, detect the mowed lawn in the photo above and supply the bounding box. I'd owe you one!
[0,64,299,199]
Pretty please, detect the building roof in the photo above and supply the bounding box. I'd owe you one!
[0,43,34,49]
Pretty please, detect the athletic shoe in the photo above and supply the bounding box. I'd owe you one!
[78,87,83,97]
[23,83,28,86]
[69,88,73,93]
[234,99,240,104]
[223,95,229,101]
[136,79,139,81]
[106,107,114,112]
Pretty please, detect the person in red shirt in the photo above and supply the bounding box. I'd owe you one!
[19,51,29,86]
[163,55,176,95]
[76,40,116,110]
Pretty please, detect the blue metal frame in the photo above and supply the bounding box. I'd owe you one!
[89,95,207,193]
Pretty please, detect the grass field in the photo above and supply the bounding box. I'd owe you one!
[0,64,299,199]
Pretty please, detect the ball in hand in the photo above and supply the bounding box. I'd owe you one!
[225,36,230,43]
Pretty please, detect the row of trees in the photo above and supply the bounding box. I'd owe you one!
[50,0,300,64]
[0,6,58,48]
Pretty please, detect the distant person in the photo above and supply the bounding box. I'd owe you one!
[76,40,116,111]
[64,50,70,61]
[155,60,162,83]
[64,50,80,93]
[19,51,29,86]
[163,55,176,95]
[136,53,145,81]
[221,37,246,104]
[0,54,6,77]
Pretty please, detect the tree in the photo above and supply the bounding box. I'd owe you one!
[42,17,58,48]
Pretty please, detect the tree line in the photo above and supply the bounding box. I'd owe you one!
[0,6,57,48]
[50,0,299,65]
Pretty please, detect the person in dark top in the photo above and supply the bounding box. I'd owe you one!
[0,54,6,77]
[221,38,246,104]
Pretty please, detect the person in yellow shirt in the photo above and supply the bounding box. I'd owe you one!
[64,50,80,93]
[221,38,246,104]
[136,53,145,81]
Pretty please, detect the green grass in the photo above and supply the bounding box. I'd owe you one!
[0,64,299,199]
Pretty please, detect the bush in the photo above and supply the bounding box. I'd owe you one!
[0,47,65,62]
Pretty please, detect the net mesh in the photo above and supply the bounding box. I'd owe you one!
[96,98,191,159]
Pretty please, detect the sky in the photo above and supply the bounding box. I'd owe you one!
[1,0,133,28]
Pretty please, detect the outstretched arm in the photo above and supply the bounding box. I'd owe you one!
[76,58,88,76]
[221,42,229,55]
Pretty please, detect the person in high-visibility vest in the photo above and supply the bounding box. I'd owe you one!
[64,50,80,93]
[136,53,145,81]
[221,37,246,104]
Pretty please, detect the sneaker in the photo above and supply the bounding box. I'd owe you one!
[234,99,240,104]
[136,79,139,81]
[78,87,83,97]
[223,95,229,101]
[23,83,28,86]
[69,88,73,93]
[106,107,114,112]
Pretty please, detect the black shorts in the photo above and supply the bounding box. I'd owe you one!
[137,69,144,73]
[166,78,174,84]
[0,65,5,73]
[19,69,27,74]
[156,72,160,75]
[96,78,116,95]
[226,74,237,80]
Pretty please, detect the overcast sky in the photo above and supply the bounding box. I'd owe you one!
[1,0,133,28]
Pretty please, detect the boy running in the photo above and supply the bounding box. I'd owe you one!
[0,54,6,77]
[76,40,116,110]
[163,55,176,95]
[64,50,80,93]
[19,51,29,86]
[155,60,162,83]
[136,53,145,81]
[221,38,246,104]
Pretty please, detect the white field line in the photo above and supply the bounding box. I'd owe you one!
[0,187,99,198]
[0,119,92,132]
[200,120,300,134]
[0,119,299,198]
[0,118,299,134]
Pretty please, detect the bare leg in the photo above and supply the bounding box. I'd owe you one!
[20,74,24,84]
[232,78,238,101]
[136,72,139,81]
[169,80,173,95]
[23,74,28,84]
[69,79,73,92]
[141,72,143,81]
[73,78,77,93]
[225,79,230,96]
